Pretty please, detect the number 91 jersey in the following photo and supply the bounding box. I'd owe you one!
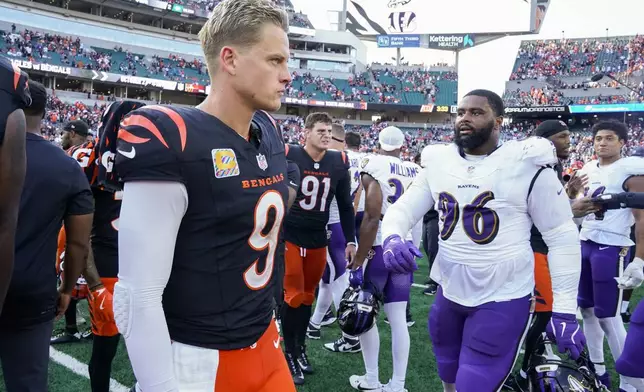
[422,138,558,302]
[360,154,420,245]
[284,145,351,249]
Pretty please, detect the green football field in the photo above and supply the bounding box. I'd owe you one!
[0,256,641,392]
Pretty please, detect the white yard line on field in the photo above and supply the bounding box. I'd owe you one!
[49,347,130,392]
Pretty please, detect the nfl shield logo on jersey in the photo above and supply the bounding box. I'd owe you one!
[212,148,240,179]
[256,153,268,171]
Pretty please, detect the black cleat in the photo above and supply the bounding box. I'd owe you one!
[306,321,321,340]
[622,309,631,324]
[320,308,337,327]
[285,351,304,385]
[297,346,313,374]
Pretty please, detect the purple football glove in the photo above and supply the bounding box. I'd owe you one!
[348,267,364,287]
[382,235,422,274]
[546,312,586,360]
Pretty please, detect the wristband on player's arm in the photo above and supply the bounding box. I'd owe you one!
[592,192,644,210]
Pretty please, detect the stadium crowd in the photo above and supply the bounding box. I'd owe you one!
[40,95,644,170]
[503,35,644,106]
[7,29,644,109]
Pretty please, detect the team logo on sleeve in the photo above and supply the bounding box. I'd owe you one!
[361,158,369,169]
[212,149,240,179]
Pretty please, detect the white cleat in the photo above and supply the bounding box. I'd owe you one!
[349,375,382,391]
[381,380,408,392]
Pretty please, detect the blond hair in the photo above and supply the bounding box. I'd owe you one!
[199,0,289,71]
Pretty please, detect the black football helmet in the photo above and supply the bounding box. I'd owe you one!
[527,337,609,392]
[337,269,380,337]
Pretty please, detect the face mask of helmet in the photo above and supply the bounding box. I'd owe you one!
[337,285,380,337]
[527,336,609,392]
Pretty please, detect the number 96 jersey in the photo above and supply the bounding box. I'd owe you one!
[423,138,559,305]
[360,154,420,245]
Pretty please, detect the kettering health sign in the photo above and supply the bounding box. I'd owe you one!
[570,103,644,113]
[377,35,421,48]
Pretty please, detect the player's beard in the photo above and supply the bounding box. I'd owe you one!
[454,119,495,150]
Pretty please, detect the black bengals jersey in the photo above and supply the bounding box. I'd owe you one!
[115,106,289,350]
[90,188,121,278]
[284,145,355,249]
[68,139,120,278]
[0,56,30,144]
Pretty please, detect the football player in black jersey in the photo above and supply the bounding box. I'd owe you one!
[281,112,357,384]
[52,119,95,345]
[65,102,145,392]
[112,1,296,391]
[0,57,29,314]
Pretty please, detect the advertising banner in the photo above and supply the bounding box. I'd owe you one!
[569,103,644,113]
[10,59,72,76]
[376,35,421,48]
[283,97,368,110]
[420,104,456,113]
[427,34,475,49]
[505,106,569,115]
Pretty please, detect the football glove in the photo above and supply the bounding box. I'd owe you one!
[89,286,114,324]
[591,192,644,210]
[616,257,644,290]
[546,312,586,360]
[382,235,422,274]
[348,267,364,287]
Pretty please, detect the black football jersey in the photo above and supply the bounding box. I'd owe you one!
[115,106,289,350]
[90,188,121,278]
[284,145,351,249]
[68,139,120,278]
[0,57,30,144]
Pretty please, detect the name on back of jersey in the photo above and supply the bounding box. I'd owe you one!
[390,161,419,178]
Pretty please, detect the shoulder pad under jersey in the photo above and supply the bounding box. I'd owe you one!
[420,143,452,168]
[360,154,387,179]
[618,156,644,177]
[0,57,30,108]
[0,57,31,144]
[114,105,187,183]
[578,159,598,176]
[517,136,558,166]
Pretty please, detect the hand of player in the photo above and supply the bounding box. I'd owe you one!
[345,243,357,265]
[571,197,601,218]
[89,286,115,324]
[55,288,71,319]
[615,257,644,289]
[382,235,422,274]
[546,312,586,360]
[348,267,364,287]
[566,171,588,199]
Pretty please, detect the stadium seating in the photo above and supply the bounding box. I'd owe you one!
[504,35,644,106]
[1,28,458,106]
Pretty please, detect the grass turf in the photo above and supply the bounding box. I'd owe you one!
[0,255,641,392]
